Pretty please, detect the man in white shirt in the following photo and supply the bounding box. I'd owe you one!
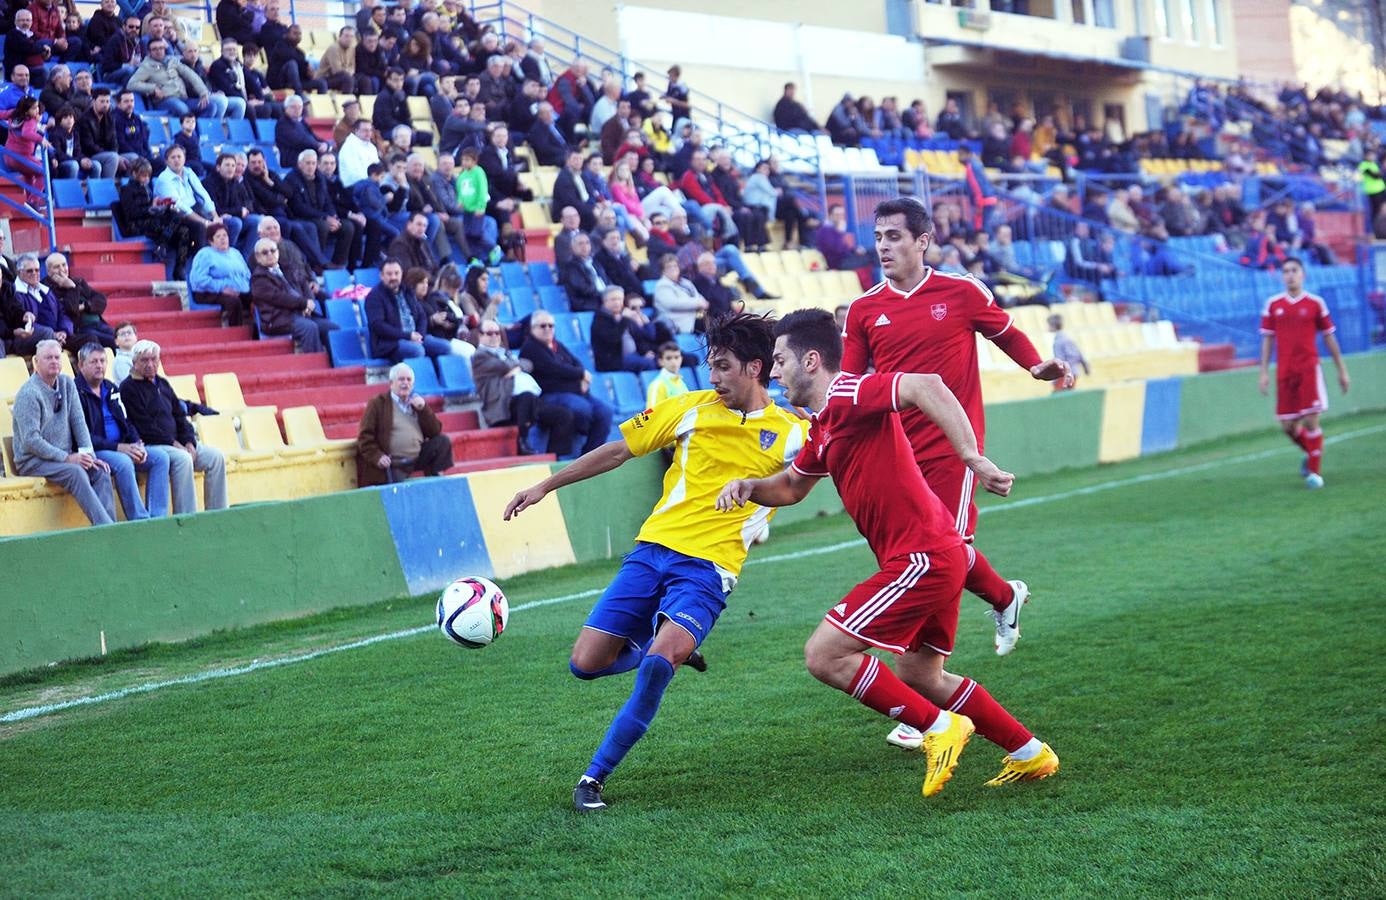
[338,117,381,187]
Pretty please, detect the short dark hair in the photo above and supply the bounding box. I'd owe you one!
[874,196,932,239]
[1281,255,1305,271]
[658,341,681,356]
[386,66,405,78]
[367,162,385,177]
[459,145,478,160]
[215,151,236,165]
[704,312,776,387]
[247,147,265,159]
[774,308,842,372]
[93,87,111,98]
[381,256,404,271]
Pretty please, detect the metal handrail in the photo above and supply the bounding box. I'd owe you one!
[0,144,58,253]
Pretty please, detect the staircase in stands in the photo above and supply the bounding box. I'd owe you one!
[2,185,547,478]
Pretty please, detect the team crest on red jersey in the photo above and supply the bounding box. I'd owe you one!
[931,303,948,321]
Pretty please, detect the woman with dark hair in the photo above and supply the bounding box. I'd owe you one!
[118,158,199,278]
[460,265,504,323]
[407,265,474,357]
[188,221,252,326]
[4,97,49,202]
[765,156,809,250]
[399,31,439,96]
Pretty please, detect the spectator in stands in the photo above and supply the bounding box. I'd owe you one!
[127,36,231,118]
[827,94,867,147]
[773,82,820,133]
[676,148,739,242]
[257,216,325,312]
[547,60,594,140]
[249,239,337,352]
[239,148,329,273]
[449,147,499,262]
[438,96,478,156]
[478,122,530,216]
[594,226,646,301]
[12,339,116,524]
[87,0,125,57]
[522,101,567,169]
[4,12,49,76]
[204,152,259,258]
[653,208,770,298]
[471,320,542,454]
[401,152,469,264]
[38,64,74,116]
[44,104,78,181]
[215,0,256,46]
[117,158,195,277]
[689,250,742,322]
[551,205,582,268]
[171,113,210,179]
[710,149,768,251]
[814,203,875,273]
[121,339,228,513]
[356,361,454,485]
[521,37,552,87]
[454,265,502,326]
[477,53,511,111]
[285,149,356,271]
[400,266,469,357]
[387,211,438,273]
[45,254,114,350]
[276,95,328,169]
[68,69,95,113]
[365,257,451,362]
[507,76,541,134]
[559,232,610,313]
[153,144,219,246]
[188,222,251,326]
[99,16,143,84]
[519,310,611,458]
[3,97,48,200]
[257,1,288,48]
[33,0,86,62]
[350,161,398,266]
[397,31,440,97]
[74,88,121,177]
[8,253,66,354]
[1046,314,1088,390]
[353,28,388,93]
[313,25,365,94]
[548,146,597,231]
[0,65,37,123]
[652,253,707,335]
[1239,211,1287,271]
[338,117,381,188]
[597,98,633,164]
[1106,187,1139,234]
[935,97,965,140]
[207,39,274,120]
[372,67,421,147]
[75,341,170,519]
[1159,185,1201,238]
[317,153,368,269]
[592,285,659,373]
[1064,222,1115,288]
[109,322,139,382]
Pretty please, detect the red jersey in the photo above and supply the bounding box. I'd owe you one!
[841,269,1032,462]
[1260,292,1334,375]
[791,372,962,566]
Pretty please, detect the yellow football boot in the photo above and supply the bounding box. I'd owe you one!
[921,712,975,798]
[984,743,1060,786]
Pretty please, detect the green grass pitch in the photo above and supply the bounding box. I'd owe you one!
[3,413,1385,897]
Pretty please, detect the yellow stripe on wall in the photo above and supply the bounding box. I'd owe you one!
[1098,382,1146,464]
[465,464,577,578]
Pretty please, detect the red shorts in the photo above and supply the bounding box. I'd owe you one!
[1277,367,1327,420]
[920,455,976,541]
[825,544,966,656]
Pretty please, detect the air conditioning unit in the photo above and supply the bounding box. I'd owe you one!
[1120,36,1151,62]
[959,10,992,31]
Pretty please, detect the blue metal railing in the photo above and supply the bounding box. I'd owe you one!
[0,145,58,253]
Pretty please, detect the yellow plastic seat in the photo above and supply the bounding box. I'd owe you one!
[0,357,28,400]
[240,408,321,458]
[534,167,559,197]
[756,252,784,277]
[307,94,338,119]
[201,372,275,415]
[195,415,275,465]
[519,201,553,229]
[165,374,201,405]
[405,96,431,121]
[356,95,375,118]
[281,406,356,452]
[778,250,806,274]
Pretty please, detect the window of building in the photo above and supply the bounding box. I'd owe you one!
[1205,0,1223,45]
[1071,0,1087,25]
[1094,0,1116,28]
[1181,0,1199,41]
[1154,0,1173,39]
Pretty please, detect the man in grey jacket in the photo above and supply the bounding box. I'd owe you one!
[11,340,116,525]
[126,37,230,118]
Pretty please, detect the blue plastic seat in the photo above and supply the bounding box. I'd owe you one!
[549,312,582,345]
[327,329,390,368]
[197,118,225,141]
[499,261,529,289]
[403,356,446,394]
[608,371,645,415]
[254,119,276,143]
[528,261,555,287]
[638,368,661,394]
[52,179,86,210]
[675,333,703,357]
[572,311,594,343]
[324,299,360,330]
[436,354,475,393]
[85,178,118,209]
[508,287,536,319]
[354,267,381,287]
[682,365,701,390]
[568,342,595,372]
[226,118,256,144]
[253,306,292,342]
[537,284,570,311]
[323,269,354,295]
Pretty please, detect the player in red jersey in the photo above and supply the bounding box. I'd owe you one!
[841,197,1070,749]
[1258,257,1350,489]
[718,309,1059,797]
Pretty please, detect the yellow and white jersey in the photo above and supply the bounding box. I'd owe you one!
[620,390,807,576]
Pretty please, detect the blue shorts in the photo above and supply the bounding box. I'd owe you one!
[583,542,731,649]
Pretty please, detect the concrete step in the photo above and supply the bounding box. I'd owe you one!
[320,396,445,433]
[451,426,520,461]
[162,340,298,366]
[123,309,223,331]
[240,382,384,408]
[142,325,254,346]
[234,366,368,393]
[56,225,117,244]
[65,242,150,266]
[443,453,555,475]
[164,352,333,379]
[105,295,184,315]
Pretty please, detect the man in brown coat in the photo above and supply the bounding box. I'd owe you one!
[356,362,454,486]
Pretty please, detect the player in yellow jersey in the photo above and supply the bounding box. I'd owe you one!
[504,314,806,812]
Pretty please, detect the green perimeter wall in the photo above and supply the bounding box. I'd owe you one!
[2,351,1383,676]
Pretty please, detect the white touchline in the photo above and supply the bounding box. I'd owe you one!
[4,422,1383,725]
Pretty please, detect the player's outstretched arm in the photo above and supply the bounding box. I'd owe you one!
[1257,334,1274,395]
[897,373,1014,496]
[717,469,818,511]
[1324,333,1350,393]
[989,324,1073,388]
[503,439,634,520]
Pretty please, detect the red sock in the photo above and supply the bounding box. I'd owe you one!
[963,544,1013,612]
[1287,426,1311,453]
[1303,429,1323,475]
[849,656,942,731]
[946,678,1032,754]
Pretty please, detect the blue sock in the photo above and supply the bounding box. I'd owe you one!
[585,654,676,782]
[569,641,646,680]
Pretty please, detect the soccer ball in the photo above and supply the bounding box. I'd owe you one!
[437,576,510,648]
